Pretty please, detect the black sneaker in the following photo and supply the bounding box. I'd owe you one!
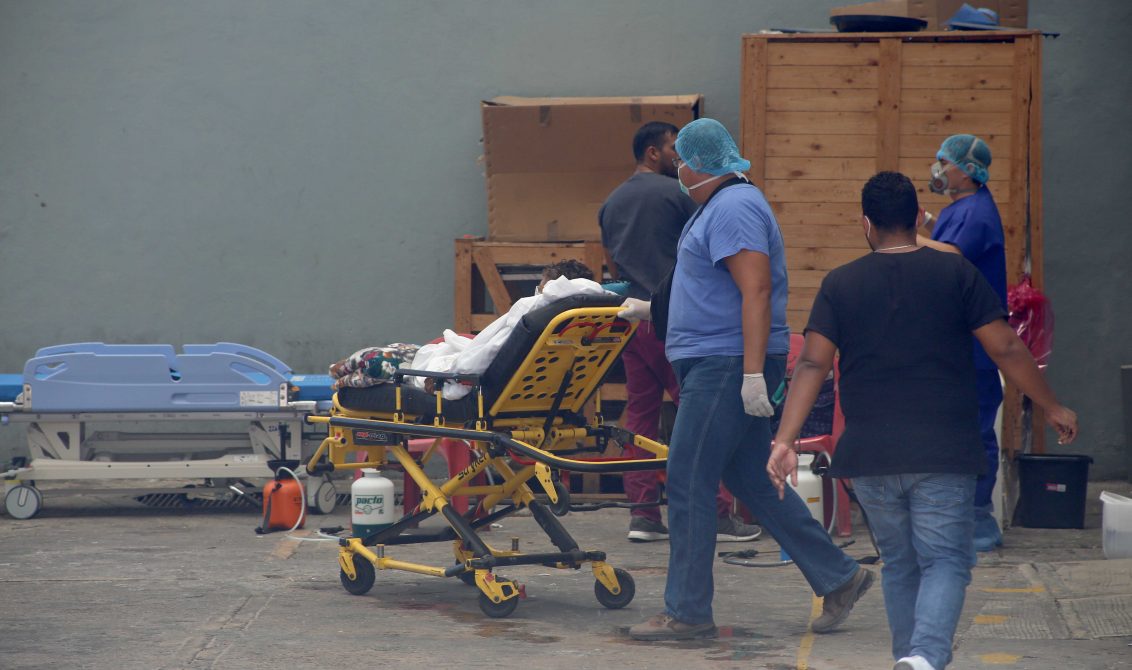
[716,515,762,542]
[627,516,669,542]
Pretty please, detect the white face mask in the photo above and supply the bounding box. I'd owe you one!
[677,163,721,195]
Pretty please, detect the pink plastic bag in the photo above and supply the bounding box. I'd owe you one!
[1008,274,1054,367]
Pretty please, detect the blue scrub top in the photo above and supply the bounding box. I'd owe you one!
[932,185,1008,370]
[665,183,790,363]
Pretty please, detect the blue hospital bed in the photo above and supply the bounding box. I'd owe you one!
[0,343,336,519]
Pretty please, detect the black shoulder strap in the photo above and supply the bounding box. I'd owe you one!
[649,176,750,341]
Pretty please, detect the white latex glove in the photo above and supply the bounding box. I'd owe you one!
[741,373,774,417]
[617,297,651,322]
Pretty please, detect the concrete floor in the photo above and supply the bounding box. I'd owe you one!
[1,479,1130,670]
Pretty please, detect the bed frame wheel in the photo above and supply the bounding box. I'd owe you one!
[309,478,337,515]
[5,484,42,520]
[594,568,635,609]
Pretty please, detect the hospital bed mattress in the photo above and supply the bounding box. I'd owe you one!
[19,343,332,412]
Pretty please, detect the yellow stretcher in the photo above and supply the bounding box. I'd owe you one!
[304,295,668,618]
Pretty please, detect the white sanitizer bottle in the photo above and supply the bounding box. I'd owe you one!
[352,469,395,537]
[789,453,825,528]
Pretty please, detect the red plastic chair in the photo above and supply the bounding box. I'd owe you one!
[791,333,853,537]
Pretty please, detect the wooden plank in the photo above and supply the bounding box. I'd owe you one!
[780,223,866,249]
[768,66,878,90]
[899,111,1012,136]
[471,314,495,331]
[786,247,867,271]
[772,201,863,227]
[1006,36,1032,286]
[764,179,861,203]
[766,134,878,158]
[481,244,591,265]
[902,42,1015,67]
[790,270,830,289]
[583,240,605,282]
[471,247,514,313]
[768,41,879,66]
[877,38,902,172]
[767,111,876,135]
[1028,33,1045,291]
[454,239,474,333]
[902,66,1013,90]
[765,157,876,180]
[900,133,1011,160]
[765,88,877,112]
[788,286,820,305]
[742,37,769,187]
[788,307,814,332]
[900,88,1014,113]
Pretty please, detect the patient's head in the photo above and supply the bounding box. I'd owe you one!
[538,259,595,292]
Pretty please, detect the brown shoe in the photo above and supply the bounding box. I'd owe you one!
[628,612,717,641]
[810,567,875,633]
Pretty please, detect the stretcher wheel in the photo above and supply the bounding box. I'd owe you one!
[478,590,519,618]
[340,555,376,596]
[548,480,571,517]
[594,568,635,609]
[5,484,42,520]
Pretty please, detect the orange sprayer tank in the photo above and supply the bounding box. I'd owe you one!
[263,475,305,531]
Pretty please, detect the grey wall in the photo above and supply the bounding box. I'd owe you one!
[1,1,1129,475]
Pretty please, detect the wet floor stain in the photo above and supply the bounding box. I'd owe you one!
[391,599,563,644]
[611,624,785,661]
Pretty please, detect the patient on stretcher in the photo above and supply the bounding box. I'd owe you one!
[328,260,610,399]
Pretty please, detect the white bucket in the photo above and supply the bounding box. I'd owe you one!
[1100,490,1132,559]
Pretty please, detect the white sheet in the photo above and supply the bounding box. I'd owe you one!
[408,276,614,400]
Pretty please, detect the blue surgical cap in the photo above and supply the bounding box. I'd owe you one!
[937,134,992,184]
[675,118,751,176]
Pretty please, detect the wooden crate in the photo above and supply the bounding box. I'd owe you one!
[453,237,605,333]
[740,30,1044,456]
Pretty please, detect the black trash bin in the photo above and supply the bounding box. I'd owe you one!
[1015,454,1093,529]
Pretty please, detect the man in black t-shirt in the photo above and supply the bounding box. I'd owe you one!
[767,172,1077,670]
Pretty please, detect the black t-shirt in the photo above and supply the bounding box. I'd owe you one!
[598,172,698,299]
[806,248,1007,478]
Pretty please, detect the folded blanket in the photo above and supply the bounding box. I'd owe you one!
[329,343,420,390]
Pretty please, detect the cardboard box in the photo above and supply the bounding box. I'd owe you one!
[481,95,702,242]
[831,0,1027,29]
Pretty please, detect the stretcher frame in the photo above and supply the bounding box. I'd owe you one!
[304,304,668,618]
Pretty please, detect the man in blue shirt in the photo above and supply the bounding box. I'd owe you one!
[599,121,762,544]
[620,119,870,641]
[916,134,1007,552]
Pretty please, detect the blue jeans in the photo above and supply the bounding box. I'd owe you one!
[853,473,977,670]
[663,355,860,625]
